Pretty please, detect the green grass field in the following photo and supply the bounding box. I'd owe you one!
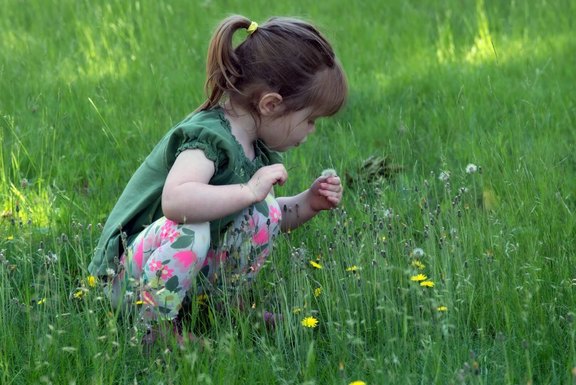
[1,0,575,383]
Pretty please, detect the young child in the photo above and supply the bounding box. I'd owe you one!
[88,15,347,343]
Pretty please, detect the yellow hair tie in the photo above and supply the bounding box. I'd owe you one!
[247,21,258,35]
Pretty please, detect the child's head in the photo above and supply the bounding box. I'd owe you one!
[198,15,348,121]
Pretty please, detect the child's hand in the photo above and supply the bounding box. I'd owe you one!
[309,171,343,212]
[246,164,288,202]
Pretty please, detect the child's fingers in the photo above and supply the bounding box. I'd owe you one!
[319,186,342,199]
[324,175,341,185]
[320,178,342,191]
[325,195,341,207]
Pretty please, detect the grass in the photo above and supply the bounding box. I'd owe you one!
[1,0,575,383]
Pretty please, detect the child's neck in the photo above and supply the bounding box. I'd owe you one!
[223,103,257,160]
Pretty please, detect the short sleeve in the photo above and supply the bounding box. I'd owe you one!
[176,140,221,167]
[164,109,246,180]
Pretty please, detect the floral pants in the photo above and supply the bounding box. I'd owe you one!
[106,194,282,322]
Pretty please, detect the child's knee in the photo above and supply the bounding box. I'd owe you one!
[181,222,211,258]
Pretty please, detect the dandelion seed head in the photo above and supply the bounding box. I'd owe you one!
[438,171,451,182]
[411,248,425,258]
[321,168,338,177]
[465,163,478,174]
[46,252,58,263]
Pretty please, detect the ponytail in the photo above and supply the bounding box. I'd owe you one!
[197,15,251,111]
[196,15,348,119]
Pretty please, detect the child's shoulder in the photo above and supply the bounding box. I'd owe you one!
[171,107,232,142]
[179,107,226,128]
[162,107,238,157]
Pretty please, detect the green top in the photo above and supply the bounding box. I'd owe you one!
[88,107,282,276]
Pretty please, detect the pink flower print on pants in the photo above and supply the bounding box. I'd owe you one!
[269,205,281,224]
[148,259,163,273]
[160,220,180,243]
[106,194,281,323]
[252,227,269,245]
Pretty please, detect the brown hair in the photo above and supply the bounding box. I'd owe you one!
[196,15,348,119]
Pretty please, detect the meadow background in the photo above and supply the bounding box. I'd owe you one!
[1,0,575,383]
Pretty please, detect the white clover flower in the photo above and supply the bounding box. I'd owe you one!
[465,163,478,174]
[383,208,394,219]
[438,171,451,182]
[106,268,115,277]
[411,248,425,258]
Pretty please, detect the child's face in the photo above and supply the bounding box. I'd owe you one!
[258,107,318,151]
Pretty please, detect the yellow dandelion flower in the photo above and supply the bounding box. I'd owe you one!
[135,300,144,306]
[6,235,14,241]
[411,260,425,270]
[87,275,97,288]
[420,280,435,288]
[345,265,360,272]
[301,316,319,328]
[37,298,46,305]
[437,306,448,312]
[410,273,427,282]
[349,381,367,385]
[314,287,322,298]
[73,290,85,299]
[309,260,323,269]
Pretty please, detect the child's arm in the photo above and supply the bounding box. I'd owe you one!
[162,149,287,223]
[277,171,343,232]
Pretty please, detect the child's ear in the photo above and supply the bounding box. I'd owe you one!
[258,93,284,116]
